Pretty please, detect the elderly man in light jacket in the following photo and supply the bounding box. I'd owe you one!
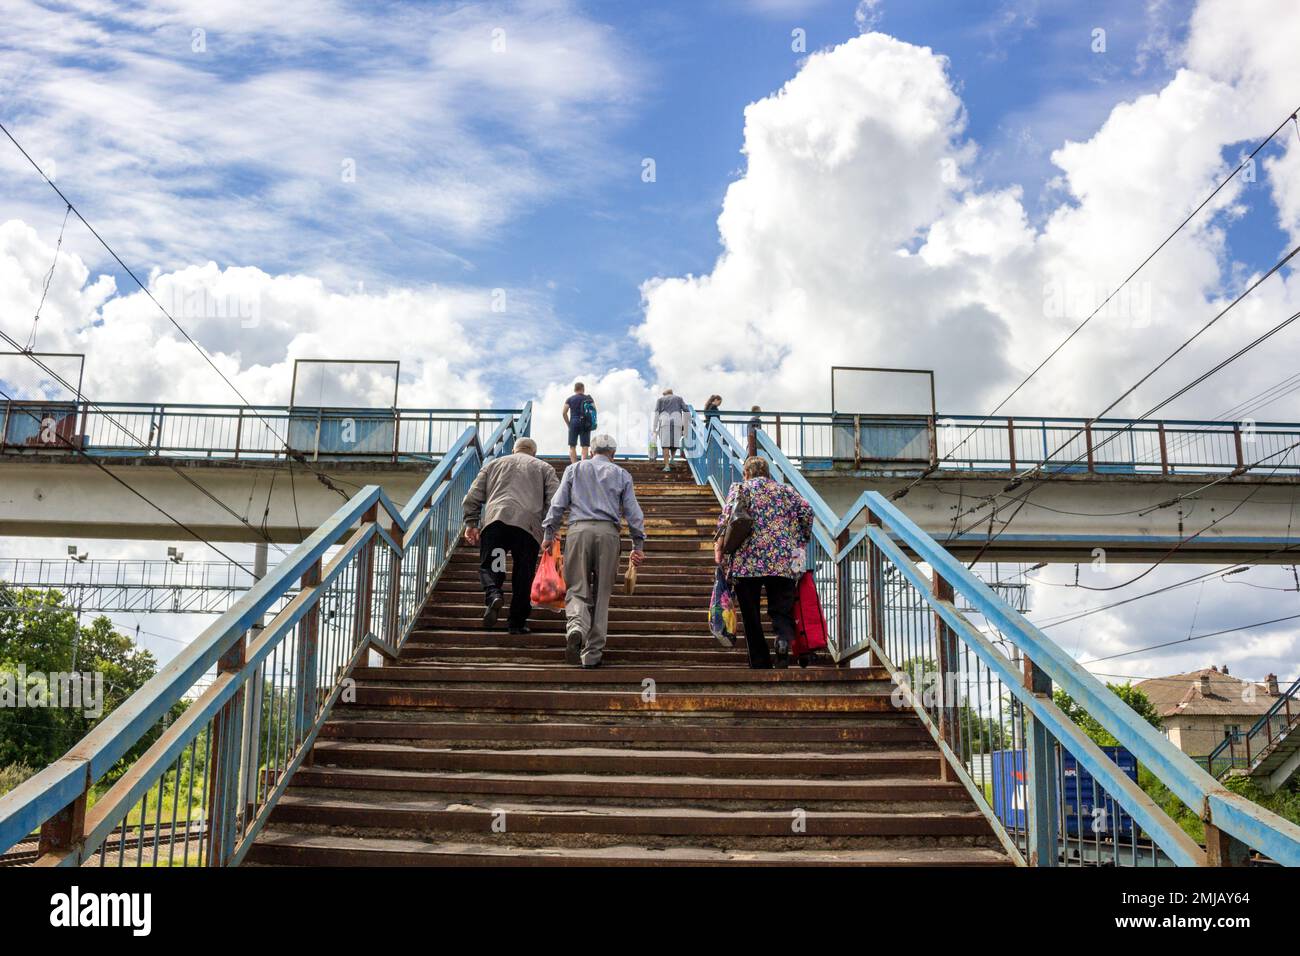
[463,437,559,633]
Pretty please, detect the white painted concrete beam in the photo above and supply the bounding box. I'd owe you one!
[0,457,428,543]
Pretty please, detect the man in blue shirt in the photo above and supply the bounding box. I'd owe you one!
[542,433,646,667]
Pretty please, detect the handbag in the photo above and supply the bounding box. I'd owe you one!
[719,482,754,554]
[791,570,829,656]
[530,540,566,610]
[709,566,738,647]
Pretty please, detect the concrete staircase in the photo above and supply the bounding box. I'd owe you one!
[247,458,1009,866]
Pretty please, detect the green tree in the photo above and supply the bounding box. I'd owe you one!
[0,584,163,774]
[1053,682,1162,747]
[958,703,1010,758]
[1222,774,1300,829]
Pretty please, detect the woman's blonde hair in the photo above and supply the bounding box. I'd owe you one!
[743,456,769,479]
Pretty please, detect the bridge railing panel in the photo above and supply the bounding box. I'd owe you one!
[0,400,516,462]
[696,408,1300,477]
[688,407,1300,867]
[1204,676,1300,779]
[0,404,530,866]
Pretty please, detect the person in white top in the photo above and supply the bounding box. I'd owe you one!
[652,388,689,472]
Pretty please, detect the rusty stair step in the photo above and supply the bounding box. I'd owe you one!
[395,645,755,665]
[309,742,940,776]
[352,665,890,683]
[436,579,715,595]
[402,630,807,649]
[416,617,716,634]
[317,718,928,746]
[285,766,957,803]
[346,686,897,713]
[245,832,1011,867]
[421,597,715,615]
[267,794,994,838]
[421,606,753,624]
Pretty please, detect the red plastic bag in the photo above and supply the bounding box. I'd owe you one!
[531,540,566,610]
[791,571,828,656]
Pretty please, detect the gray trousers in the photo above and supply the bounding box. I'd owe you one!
[563,520,622,664]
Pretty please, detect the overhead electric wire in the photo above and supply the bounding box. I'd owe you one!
[1033,543,1300,630]
[1127,366,1300,471]
[0,385,256,573]
[892,103,1300,502]
[1080,612,1300,664]
[0,326,292,556]
[955,244,1300,566]
[26,202,71,351]
[0,117,351,502]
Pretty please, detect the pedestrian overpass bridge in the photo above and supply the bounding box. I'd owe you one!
[1,401,1299,868]
[1,399,1297,563]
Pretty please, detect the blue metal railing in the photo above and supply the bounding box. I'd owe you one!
[707,409,1300,476]
[0,403,531,866]
[690,407,1300,867]
[1205,676,1300,779]
[0,400,519,463]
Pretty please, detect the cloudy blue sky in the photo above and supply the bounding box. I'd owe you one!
[2,0,1300,687]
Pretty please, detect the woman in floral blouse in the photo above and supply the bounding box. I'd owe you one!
[714,456,814,668]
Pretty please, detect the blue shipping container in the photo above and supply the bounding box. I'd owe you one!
[991,746,1138,839]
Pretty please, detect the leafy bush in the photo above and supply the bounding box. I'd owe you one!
[0,762,35,796]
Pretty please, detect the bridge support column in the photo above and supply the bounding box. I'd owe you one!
[1204,822,1250,866]
[1022,656,1059,867]
[37,785,87,862]
[357,503,379,666]
[932,572,961,782]
[864,510,885,668]
[835,529,852,666]
[294,559,322,752]
[207,633,246,866]
[241,542,267,815]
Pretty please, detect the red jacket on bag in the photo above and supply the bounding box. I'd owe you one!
[791,571,828,656]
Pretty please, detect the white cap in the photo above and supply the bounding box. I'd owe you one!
[591,433,618,453]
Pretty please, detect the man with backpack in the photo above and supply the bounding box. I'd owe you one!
[562,382,597,464]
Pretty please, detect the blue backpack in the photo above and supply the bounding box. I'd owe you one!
[581,395,597,429]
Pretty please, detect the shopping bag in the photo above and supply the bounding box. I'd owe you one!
[531,540,566,610]
[791,570,828,656]
[623,558,638,595]
[709,566,738,647]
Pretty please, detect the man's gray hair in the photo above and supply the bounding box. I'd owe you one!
[513,437,538,455]
[591,433,618,454]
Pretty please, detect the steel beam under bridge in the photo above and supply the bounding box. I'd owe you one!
[0,456,434,542]
[0,557,294,615]
[0,556,1032,615]
[809,472,1300,564]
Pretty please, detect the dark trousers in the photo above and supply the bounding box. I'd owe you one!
[733,575,797,669]
[478,521,541,628]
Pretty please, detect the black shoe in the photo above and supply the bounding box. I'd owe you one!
[483,594,503,629]
[565,629,583,666]
[509,625,532,635]
[798,653,812,669]
[774,641,790,669]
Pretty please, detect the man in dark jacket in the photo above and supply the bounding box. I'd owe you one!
[463,437,560,632]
